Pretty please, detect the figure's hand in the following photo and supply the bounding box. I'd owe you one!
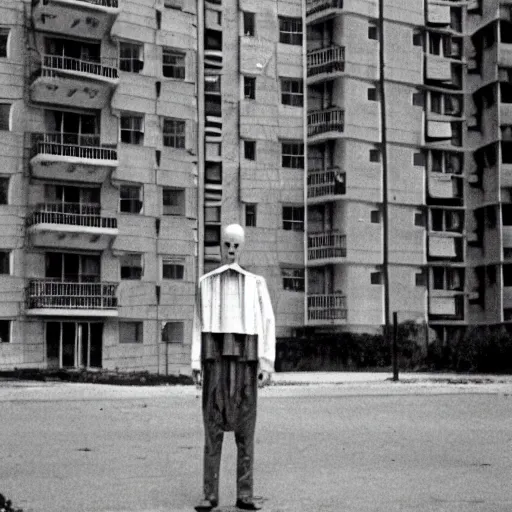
[258,370,271,388]
[192,369,202,387]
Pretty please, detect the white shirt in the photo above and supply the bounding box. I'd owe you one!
[191,263,276,373]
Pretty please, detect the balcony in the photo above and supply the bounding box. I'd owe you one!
[429,294,464,321]
[32,0,120,40]
[30,133,118,183]
[307,46,345,84]
[308,231,347,265]
[306,0,343,23]
[499,44,512,67]
[31,55,119,109]
[26,279,118,317]
[308,107,344,140]
[307,293,347,325]
[27,203,118,250]
[307,168,346,203]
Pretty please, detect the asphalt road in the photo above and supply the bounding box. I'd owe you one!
[1,381,512,512]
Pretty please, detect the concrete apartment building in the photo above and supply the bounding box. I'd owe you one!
[0,0,506,373]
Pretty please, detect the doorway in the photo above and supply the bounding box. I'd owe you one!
[46,321,103,369]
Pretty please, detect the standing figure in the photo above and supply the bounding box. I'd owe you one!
[192,224,275,511]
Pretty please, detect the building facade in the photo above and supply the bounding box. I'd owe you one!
[0,0,506,373]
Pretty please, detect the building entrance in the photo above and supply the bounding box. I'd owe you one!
[46,321,103,369]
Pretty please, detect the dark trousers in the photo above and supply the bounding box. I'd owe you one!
[201,334,258,502]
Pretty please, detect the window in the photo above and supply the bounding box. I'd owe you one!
[0,320,10,343]
[120,114,144,145]
[245,204,257,227]
[163,49,186,79]
[162,257,185,279]
[282,206,304,231]
[368,23,378,40]
[281,78,303,107]
[282,142,304,168]
[279,16,302,45]
[164,0,183,9]
[244,140,256,161]
[0,251,10,274]
[415,270,427,287]
[0,104,10,131]
[163,187,185,216]
[119,42,143,73]
[414,212,425,227]
[120,253,143,280]
[369,148,380,162]
[412,29,423,47]
[162,321,184,343]
[0,177,8,204]
[120,185,143,214]
[205,205,221,223]
[282,268,305,292]
[163,118,185,148]
[243,12,255,36]
[244,76,256,99]
[370,271,382,284]
[119,321,143,344]
[413,152,425,167]
[368,87,378,101]
[370,210,381,223]
[0,28,9,58]
[412,92,424,107]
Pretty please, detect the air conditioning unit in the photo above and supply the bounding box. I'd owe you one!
[466,232,479,243]
[468,173,480,184]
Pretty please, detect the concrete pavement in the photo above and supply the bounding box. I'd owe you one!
[2,374,512,512]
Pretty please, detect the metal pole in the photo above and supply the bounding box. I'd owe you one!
[392,311,399,381]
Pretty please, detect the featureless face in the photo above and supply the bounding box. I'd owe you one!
[221,224,245,264]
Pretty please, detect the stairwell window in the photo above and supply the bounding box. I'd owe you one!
[282,142,304,169]
[279,17,302,45]
[368,23,378,40]
[120,114,144,145]
[244,76,256,99]
[163,49,186,79]
[281,78,303,107]
[162,187,185,216]
[120,185,143,214]
[245,204,257,227]
[0,320,11,343]
[0,28,10,58]
[282,206,304,231]
[370,271,382,285]
[0,177,9,204]
[0,104,11,131]
[120,253,143,280]
[119,42,143,73]
[243,12,255,36]
[163,118,186,149]
[0,251,10,275]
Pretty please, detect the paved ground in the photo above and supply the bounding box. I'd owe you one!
[1,373,512,512]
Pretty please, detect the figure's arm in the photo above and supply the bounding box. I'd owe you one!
[256,277,276,375]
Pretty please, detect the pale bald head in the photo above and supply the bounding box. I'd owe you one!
[221,224,245,264]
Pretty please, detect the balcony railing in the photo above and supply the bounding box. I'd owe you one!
[307,46,345,77]
[306,0,343,16]
[308,231,347,260]
[32,132,118,162]
[308,108,344,137]
[73,0,119,7]
[307,167,346,199]
[41,54,119,80]
[27,279,118,310]
[307,294,347,322]
[27,203,118,230]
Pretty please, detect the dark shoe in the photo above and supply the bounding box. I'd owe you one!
[235,498,262,510]
[195,498,218,511]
